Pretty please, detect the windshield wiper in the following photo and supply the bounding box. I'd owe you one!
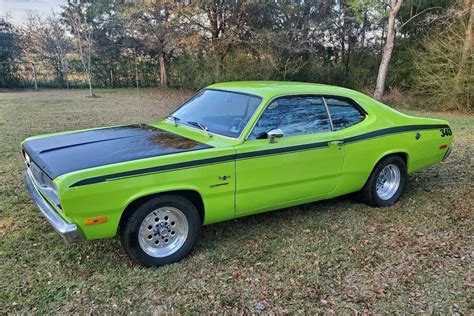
[187,121,212,137]
[167,115,181,126]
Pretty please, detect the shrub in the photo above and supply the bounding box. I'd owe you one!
[413,21,473,112]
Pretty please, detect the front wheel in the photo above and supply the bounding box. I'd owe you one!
[357,155,407,207]
[119,195,201,267]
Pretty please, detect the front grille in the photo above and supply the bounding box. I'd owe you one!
[27,160,61,209]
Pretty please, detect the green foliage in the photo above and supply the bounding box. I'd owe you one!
[221,52,276,82]
[169,53,215,90]
[1,0,471,112]
[413,21,473,111]
[169,51,277,90]
[0,19,22,88]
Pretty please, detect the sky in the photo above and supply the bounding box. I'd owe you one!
[0,0,64,25]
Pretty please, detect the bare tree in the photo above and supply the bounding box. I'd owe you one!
[43,15,72,88]
[374,0,404,100]
[62,1,95,96]
[181,0,252,80]
[22,14,44,90]
[20,14,71,88]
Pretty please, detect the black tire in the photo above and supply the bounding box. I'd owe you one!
[356,155,407,207]
[119,195,201,267]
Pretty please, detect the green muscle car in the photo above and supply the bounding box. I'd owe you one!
[22,81,453,266]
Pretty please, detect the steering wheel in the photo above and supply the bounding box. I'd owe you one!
[231,117,246,133]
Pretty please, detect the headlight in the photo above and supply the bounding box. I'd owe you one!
[24,152,31,166]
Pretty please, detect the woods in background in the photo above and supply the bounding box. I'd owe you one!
[0,0,472,111]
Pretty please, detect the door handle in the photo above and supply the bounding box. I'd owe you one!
[328,140,344,146]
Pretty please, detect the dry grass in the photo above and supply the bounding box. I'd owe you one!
[0,89,473,313]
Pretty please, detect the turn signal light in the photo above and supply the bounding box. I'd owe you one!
[84,216,107,225]
[439,144,448,149]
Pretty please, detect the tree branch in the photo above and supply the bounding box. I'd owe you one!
[399,6,442,29]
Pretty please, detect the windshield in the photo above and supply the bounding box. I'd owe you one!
[170,89,262,138]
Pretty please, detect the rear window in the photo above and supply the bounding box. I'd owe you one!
[325,97,365,130]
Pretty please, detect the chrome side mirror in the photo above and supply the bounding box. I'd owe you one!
[268,129,284,143]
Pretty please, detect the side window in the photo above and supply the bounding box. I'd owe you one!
[325,97,365,130]
[249,96,331,140]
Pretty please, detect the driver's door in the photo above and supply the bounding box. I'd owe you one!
[235,96,345,215]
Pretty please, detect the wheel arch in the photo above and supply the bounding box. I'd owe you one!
[354,150,409,207]
[374,150,409,171]
[118,189,205,233]
[359,150,409,190]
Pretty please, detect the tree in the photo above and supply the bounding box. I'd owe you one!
[21,14,44,87]
[413,9,473,111]
[127,0,184,87]
[0,18,21,88]
[43,15,72,88]
[62,0,97,96]
[22,13,72,88]
[374,0,404,100]
[259,0,321,80]
[181,0,253,80]
[92,1,130,88]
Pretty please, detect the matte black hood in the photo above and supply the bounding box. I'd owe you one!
[22,124,211,179]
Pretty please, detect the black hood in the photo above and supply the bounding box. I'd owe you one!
[22,124,212,179]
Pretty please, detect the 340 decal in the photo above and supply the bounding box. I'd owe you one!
[440,128,452,137]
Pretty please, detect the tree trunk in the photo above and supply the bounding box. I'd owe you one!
[455,0,473,110]
[110,69,114,88]
[213,51,224,82]
[344,40,351,77]
[31,62,38,91]
[283,57,290,81]
[360,12,368,49]
[87,72,94,97]
[159,52,167,88]
[374,0,403,100]
[135,56,139,90]
[379,19,386,56]
[459,0,473,75]
[86,47,95,97]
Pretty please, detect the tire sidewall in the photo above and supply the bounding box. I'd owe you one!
[370,156,407,207]
[120,195,200,267]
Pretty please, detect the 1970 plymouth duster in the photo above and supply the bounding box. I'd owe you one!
[22,81,453,266]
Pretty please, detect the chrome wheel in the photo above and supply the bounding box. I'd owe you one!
[375,164,401,200]
[138,207,189,258]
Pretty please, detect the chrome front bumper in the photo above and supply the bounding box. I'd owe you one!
[24,171,84,243]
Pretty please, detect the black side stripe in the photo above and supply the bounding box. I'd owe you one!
[71,154,235,187]
[344,124,449,144]
[70,124,449,187]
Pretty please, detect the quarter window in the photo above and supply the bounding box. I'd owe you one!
[325,97,365,130]
[249,96,332,139]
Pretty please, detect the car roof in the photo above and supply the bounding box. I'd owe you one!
[207,81,366,100]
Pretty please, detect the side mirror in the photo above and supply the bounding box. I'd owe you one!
[267,129,284,143]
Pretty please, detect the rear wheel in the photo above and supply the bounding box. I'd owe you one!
[357,155,407,207]
[120,195,200,267]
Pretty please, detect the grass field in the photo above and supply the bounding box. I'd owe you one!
[1,89,472,313]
